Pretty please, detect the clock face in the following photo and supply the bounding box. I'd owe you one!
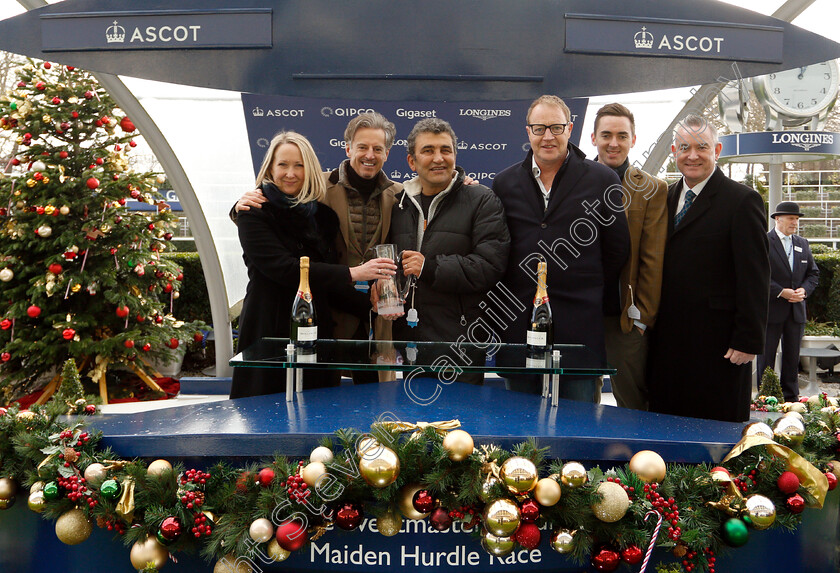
[764,60,840,118]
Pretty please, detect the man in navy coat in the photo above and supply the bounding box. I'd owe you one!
[756,201,819,402]
[492,95,629,401]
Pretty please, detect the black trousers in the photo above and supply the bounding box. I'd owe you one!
[757,319,804,403]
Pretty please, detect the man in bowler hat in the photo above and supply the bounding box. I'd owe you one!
[756,201,819,402]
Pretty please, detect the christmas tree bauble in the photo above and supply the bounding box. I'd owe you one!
[158,516,183,544]
[442,429,474,461]
[500,456,538,494]
[744,494,775,530]
[786,493,805,514]
[591,481,630,523]
[28,490,46,513]
[147,459,172,476]
[412,489,435,514]
[214,555,250,573]
[629,450,666,483]
[481,529,515,557]
[266,539,290,562]
[534,477,562,506]
[429,507,453,531]
[0,497,14,510]
[309,446,334,464]
[359,446,400,488]
[55,508,92,545]
[479,476,503,503]
[0,477,17,499]
[483,498,520,537]
[335,502,363,531]
[621,545,643,564]
[100,479,121,500]
[36,225,52,237]
[773,416,805,447]
[249,518,274,543]
[721,517,749,547]
[301,462,327,487]
[130,536,169,570]
[376,508,402,537]
[256,467,274,487]
[519,499,540,523]
[398,484,431,520]
[514,522,541,550]
[43,481,60,500]
[591,546,621,572]
[560,462,588,488]
[777,471,800,494]
[275,519,308,551]
[741,422,774,440]
[550,528,575,554]
[0,268,12,282]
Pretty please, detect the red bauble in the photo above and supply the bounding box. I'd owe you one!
[159,516,182,541]
[148,223,155,230]
[10,158,19,166]
[168,338,179,349]
[412,490,435,514]
[155,316,163,324]
[59,151,68,159]
[124,340,135,349]
[514,522,541,550]
[27,305,41,318]
[95,158,104,166]
[84,90,94,99]
[621,545,643,565]
[1,319,11,330]
[115,305,130,318]
[336,503,364,531]
[118,198,126,206]
[136,315,145,323]
[43,62,51,69]
[429,507,453,532]
[142,343,151,352]
[48,263,63,274]
[787,494,805,514]
[194,332,204,344]
[235,471,251,492]
[257,467,274,487]
[177,273,184,281]
[591,546,621,572]
[275,519,308,551]
[67,66,75,71]
[120,117,136,132]
[62,328,75,340]
[129,140,137,147]
[71,111,79,118]
[777,471,800,494]
[164,233,173,241]
[51,96,60,104]
[1,352,10,362]
[163,283,173,293]
[35,81,46,91]
[519,499,540,523]
[130,189,141,199]
[826,471,837,491]
[86,177,99,190]
[64,251,76,260]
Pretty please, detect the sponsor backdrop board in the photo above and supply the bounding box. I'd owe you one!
[719,131,840,163]
[241,95,589,187]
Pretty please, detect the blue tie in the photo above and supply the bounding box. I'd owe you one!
[674,188,695,227]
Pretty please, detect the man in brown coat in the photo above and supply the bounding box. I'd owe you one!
[235,112,401,382]
[592,103,667,411]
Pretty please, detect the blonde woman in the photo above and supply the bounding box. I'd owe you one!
[231,132,390,398]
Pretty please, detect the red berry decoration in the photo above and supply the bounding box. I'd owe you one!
[519,499,540,523]
[826,471,837,491]
[591,546,621,572]
[412,490,435,514]
[787,493,805,514]
[120,116,136,132]
[621,545,643,565]
[168,338,179,349]
[48,263,63,274]
[115,305,129,318]
[257,468,274,487]
[336,502,364,531]
[275,519,308,551]
[124,340,135,349]
[429,507,453,531]
[777,471,800,494]
[27,305,41,318]
[86,177,99,190]
[62,328,75,340]
[514,522,541,550]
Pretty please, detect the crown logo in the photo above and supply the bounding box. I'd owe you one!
[252,106,264,117]
[457,140,469,150]
[390,169,402,179]
[106,21,126,44]
[634,26,654,49]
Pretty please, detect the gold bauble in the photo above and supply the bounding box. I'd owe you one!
[560,462,588,488]
[742,422,774,440]
[0,477,17,499]
[534,477,562,506]
[0,497,14,510]
[28,490,46,513]
[827,460,840,480]
[744,494,776,530]
[130,536,169,570]
[398,483,431,520]
[359,446,400,488]
[442,430,474,462]
[26,178,36,188]
[629,450,667,483]
[214,555,251,573]
[481,529,515,557]
[301,462,328,488]
[30,481,45,494]
[55,508,93,545]
[482,498,520,537]
[16,410,36,421]
[550,528,576,554]
[71,283,81,293]
[147,459,173,476]
[42,114,52,124]
[248,517,274,543]
[266,539,291,562]
[375,508,402,537]
[499,456,538,494]
[783,411,804,422]
[309,446,334,464]
[44,205,55,215]
[356,436,380,456]
[480,475,503,503]
[591,481,630,523]
[773,416,805,446]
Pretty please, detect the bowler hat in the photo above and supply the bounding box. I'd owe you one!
[771,201,803,218]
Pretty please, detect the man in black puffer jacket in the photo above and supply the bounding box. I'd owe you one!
[384,118,510,383]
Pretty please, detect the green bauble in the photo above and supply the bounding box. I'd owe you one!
[43,481,60,501]
[100,479,121,500]
[722,517,749,547]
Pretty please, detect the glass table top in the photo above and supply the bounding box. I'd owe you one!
[230,338,615,376]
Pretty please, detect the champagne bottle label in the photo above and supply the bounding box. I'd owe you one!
[533,295,549,307]
[297,291,312,302]
[296,325,317,341]
[527,330,548,347]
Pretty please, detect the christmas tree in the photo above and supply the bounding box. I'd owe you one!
[0,59,201,401]
[758,366,784,402]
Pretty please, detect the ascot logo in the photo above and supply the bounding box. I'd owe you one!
[634,26,654,49]
[458,108,512,121]
[252,106,264,117]
[106,21,126,43]
[772,131,834,151]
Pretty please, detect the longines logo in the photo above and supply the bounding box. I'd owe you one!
[320,107,375,118]
[633,25,724,54]
[105,19,201,44]
[458,108,512,121]
[772,132,833,151]
[252,107,304,117]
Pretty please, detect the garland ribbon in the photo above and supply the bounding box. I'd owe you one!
[374,419,461,437]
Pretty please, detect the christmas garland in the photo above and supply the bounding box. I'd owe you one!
[1,372,839,573]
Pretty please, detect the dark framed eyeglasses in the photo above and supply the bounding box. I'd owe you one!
[528,123,569,136]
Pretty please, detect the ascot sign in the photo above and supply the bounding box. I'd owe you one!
[40,9,272,51]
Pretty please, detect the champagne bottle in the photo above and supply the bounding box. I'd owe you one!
[526,261,553,353]
[290,256,317,350]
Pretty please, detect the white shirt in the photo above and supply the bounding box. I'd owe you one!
[676,171,714,213]
[531,152,569,209]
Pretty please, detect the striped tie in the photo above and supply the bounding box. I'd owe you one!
[674,189,695,227]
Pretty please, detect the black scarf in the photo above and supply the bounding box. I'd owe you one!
[261,181,317,217]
